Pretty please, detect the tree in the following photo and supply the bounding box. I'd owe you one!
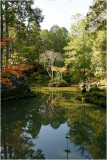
[91,31,106,78]
[49,25,69,53]
[40,29,51,51]
[15,23,42,66]
[1,0,44,67]
[40,25,69,53]
[85,0,106,33]
[85,0,106,80]
[65,15,93,83]
[39,50,62,80]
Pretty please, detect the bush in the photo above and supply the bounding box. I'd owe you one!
[54,72,61,82]
[83,89,106,107]
[89,86,101,92]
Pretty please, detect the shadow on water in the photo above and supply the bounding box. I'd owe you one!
[1,87,106,159]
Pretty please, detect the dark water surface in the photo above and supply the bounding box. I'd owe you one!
[1,87,106,159]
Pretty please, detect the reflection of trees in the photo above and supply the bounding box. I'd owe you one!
[65,105,106,159]
[1,91,67,158]
[39,91,67,129]
[33,149,45,159]
[1,97,45,159]
[2,90,106,159]
[64,135,71,159]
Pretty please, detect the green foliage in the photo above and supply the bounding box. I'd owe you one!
[54,72,61,82]
[54,54,65,67]
[91,31,106,78]
[83,88,106,107]
[65,15,93,82]
[86,0,106,32]
[89,86,101,92]
[14,23,43,65]
[1,0,105,87]
[1,0,44,28]
[1,0,44,66]
[40,29,51,51]
[65,11,105,83]
[40,25,69,53]
[50,25,69,53]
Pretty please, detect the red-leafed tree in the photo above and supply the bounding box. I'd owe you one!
[0,37,14,68]
[1,62,34,87]
[1,39,35,87]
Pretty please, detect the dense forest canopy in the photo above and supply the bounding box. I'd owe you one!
[0,0,106,86]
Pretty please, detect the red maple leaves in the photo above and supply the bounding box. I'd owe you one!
[0,38,14,48]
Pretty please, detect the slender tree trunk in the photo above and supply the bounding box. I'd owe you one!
[44,58,45,69]
[83,68,86,86]
[5,1,9,62]
[61,72,62,82]
[51,69,53,85]
[67,138,68,159]
[10,45,11,59]
[83,34,86,88]
[1,0,3,69]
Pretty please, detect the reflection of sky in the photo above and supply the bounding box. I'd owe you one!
[32,123,92,159]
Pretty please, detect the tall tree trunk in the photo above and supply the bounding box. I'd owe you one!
[5,1,9,62]
[51,69,53,85]
[83,68,86,86]
[61,72,62,82]
[1,0,3,69]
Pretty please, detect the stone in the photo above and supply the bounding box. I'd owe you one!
[1,75,31,99]
[82,87,87,94]
[48,81,68,87]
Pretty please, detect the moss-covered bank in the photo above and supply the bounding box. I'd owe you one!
[76,87,106,108]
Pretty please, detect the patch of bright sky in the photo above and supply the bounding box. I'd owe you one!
[33,0,93,31]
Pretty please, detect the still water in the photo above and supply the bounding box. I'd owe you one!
[1,87,106,159]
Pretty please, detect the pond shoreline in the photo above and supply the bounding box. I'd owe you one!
[1,84,106,108]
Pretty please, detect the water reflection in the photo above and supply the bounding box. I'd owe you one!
[1,89,106,159]
[64,135,71,159]
[66,105,106,159]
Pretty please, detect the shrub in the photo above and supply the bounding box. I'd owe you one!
[89,86,101,92]
[83,89,106,107]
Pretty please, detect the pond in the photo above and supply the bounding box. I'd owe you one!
[1,86,106,159]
